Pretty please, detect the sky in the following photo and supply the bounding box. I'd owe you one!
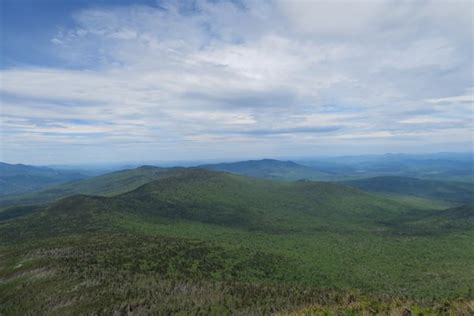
[0,0,473,164]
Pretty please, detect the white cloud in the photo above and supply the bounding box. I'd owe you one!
[277,0,385,36]
[426,93,473,104]
[1,0,472,163]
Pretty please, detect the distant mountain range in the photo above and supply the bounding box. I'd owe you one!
[0,162,87,195]
[343,176,474,204]
[199,158,337,181]
[0,165,177,208]
[1,157,473,210]
[297,152,474,182]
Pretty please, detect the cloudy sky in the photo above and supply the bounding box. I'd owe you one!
[1,0,473,164]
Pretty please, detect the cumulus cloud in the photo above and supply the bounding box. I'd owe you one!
[0,0,472,163]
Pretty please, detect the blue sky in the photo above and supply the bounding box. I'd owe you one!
[0,0,473,164]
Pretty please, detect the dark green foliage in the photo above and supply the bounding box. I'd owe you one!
[0,205,42,221]
[116,169,415,231]
[380,203,474,236]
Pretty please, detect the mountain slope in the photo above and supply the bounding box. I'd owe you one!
[1,169,473,314]
[1,169,408,237]
[200,159,335,181]
[343,176,474,203]
[114,169,410,232]
[0,162,87,195]
[0,165,178,209]
[381,203,474,236]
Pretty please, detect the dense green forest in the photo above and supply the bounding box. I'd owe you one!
[1,168,473,314]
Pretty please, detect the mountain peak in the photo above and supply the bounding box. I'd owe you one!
[136,165,162,170]
[199,159,331,181]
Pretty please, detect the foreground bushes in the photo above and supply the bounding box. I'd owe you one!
[1,233,473,315]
